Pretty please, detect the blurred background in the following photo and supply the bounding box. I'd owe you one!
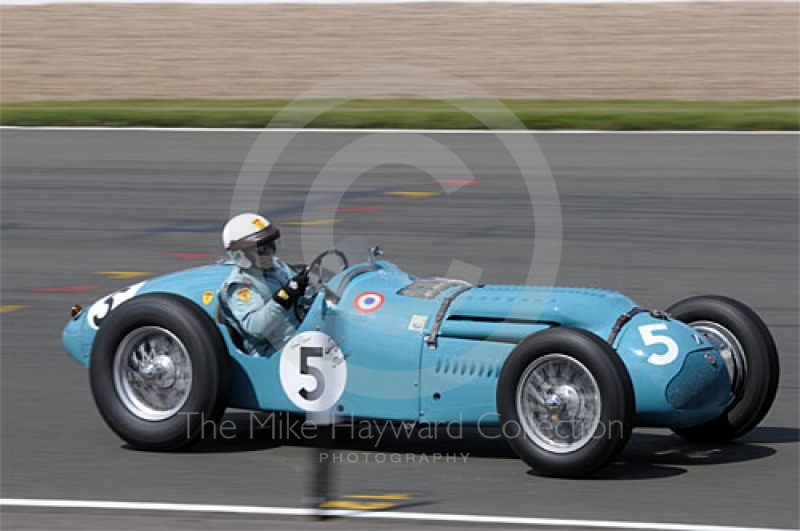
[1,1,798,530]
[2,2,799,101]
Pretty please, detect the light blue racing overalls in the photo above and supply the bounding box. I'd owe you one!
[218,257,300,357]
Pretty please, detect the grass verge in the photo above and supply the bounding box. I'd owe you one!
[1,99,797,130]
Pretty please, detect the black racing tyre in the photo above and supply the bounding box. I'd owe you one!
[497,327,635,478]
[667,295,779,442]
[89,293,230,450]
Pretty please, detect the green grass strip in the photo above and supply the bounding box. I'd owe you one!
[1,99,797,130]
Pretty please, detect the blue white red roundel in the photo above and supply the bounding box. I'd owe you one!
[354,292,385,313]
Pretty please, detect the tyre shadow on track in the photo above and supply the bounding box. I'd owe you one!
[172,412,782,481]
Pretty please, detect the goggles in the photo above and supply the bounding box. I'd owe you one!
[256,240,277,256]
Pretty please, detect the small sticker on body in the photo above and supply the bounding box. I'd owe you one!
[408,314,428,332]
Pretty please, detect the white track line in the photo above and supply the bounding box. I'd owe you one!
[0,498,792,531]
[0,126,796,135]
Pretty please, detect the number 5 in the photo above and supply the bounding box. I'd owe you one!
[638,324,679,366]
[299,346,325,401]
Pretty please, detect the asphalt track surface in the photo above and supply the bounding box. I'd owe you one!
[1,130,798,530]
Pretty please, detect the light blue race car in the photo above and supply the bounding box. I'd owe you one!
[62,239,780,478]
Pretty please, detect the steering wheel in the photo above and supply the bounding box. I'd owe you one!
[307,248,349,279]
[293,249,349,322]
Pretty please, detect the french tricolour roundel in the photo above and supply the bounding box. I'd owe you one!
[354,292,385,313]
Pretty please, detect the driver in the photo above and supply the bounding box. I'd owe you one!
[217,213,308,356]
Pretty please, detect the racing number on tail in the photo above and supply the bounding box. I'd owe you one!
[280,331,347,412]
[299,346,325,401]
[87,281,146,330]
[91,295,116,328]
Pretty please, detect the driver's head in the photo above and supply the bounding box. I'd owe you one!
[222,213,281,270]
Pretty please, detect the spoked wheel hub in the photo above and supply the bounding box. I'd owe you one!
[544,384,582,422]
[516,353,602,454]
[112,326,193,421]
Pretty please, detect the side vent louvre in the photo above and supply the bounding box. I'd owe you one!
[433,356,500,379]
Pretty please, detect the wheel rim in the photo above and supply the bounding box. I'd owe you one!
[515,354,602,454]
[689,320,747,404]
[112,326,193,421]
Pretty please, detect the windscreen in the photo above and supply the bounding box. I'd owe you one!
[312,237,377,295]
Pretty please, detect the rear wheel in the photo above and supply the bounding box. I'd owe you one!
[497,327,634,478]
[89,293,230,450]
[667,295,779,442]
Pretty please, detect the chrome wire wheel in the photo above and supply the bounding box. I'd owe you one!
[112,326,193,421]
[516,353,602,454]
[689,320,747,404]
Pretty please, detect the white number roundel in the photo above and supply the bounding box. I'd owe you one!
[87,281,146,330]
[279,331,347,412]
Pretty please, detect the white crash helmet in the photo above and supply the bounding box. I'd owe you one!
[222,213,281,269]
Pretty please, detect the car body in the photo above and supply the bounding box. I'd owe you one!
[62,239,779,477]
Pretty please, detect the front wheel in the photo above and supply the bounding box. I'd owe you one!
[667,295,779,442]
[497,327,635,478]
[89,293,230,450]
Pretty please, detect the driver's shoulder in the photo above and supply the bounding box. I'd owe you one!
[221,268,255,296]
[223,267,249,286]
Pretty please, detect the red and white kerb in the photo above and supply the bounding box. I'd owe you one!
[353,292,385,313]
